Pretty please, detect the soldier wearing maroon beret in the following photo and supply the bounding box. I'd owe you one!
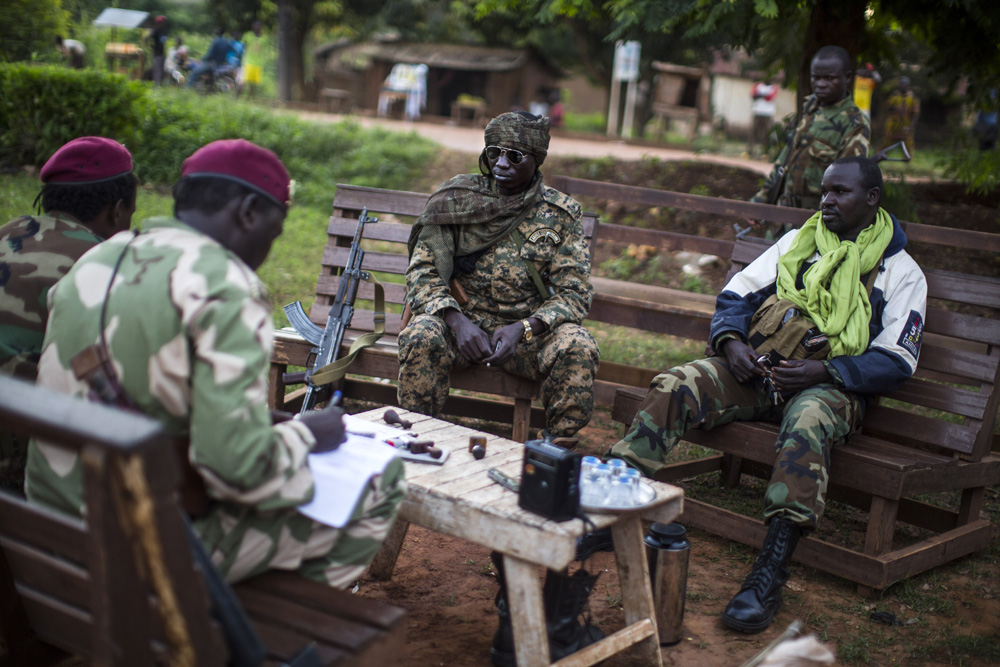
[0,136,137,491]
[28,139,406,589]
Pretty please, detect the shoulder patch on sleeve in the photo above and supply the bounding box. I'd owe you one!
[897,309,923,359]
[542,186,582,218]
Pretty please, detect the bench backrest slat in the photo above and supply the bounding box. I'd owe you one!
[0,375,228,665]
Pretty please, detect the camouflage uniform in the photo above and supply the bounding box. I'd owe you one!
[611,357,862,530]
[611,217,926,531]
[399,186,599,438]
[752,94,870,210]
[0,214,103,492]
[26,217,405,587]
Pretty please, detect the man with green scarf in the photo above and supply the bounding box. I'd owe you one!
[610,156,926,634]
[398,111,599,442]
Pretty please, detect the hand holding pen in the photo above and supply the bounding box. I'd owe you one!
[484,323,521,367]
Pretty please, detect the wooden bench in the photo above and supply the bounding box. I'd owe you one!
[610,233,1000,592]
[268,183,601,442]
[0,374,406,665]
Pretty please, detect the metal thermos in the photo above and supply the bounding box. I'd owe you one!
[644,522,690,645]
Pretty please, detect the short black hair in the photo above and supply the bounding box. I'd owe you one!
[812,45,852,74]
[172,175,282,217]
[40,172,138,223]
[832,156,883,204]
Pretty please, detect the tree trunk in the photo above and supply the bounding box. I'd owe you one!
[277,0,292,101]
[797,0,866,115]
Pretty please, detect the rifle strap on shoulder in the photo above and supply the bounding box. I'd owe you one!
[309,273,385,387]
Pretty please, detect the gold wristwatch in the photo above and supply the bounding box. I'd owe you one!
[521,319,533,343]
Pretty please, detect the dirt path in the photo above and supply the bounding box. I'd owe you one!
[289,110,774,176]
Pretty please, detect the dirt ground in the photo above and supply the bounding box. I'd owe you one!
[356,157,1000,666]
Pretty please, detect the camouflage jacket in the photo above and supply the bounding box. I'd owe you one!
[753,94,870,210]
[407,184,593,332]
[26,217,317,517]
[0,214,103,380]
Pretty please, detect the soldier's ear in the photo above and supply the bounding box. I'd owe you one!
[867,186,880,207]
[234,193,259,232]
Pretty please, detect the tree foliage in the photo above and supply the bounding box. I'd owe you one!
[0,0,68,62]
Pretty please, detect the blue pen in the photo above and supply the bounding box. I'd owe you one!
[331,390,343,406]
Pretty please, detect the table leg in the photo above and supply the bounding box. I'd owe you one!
[504,555,550,667]
[368,519,410,580]
[611,516,662,665]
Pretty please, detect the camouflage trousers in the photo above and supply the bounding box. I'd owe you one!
[609,357,862,531]
[397,313,599,438]
[194,456,406,587]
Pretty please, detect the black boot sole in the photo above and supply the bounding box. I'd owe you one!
[719,609,776,634]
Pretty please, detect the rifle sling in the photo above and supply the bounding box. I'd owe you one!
[309,272,386,386]
[510,228,553,301]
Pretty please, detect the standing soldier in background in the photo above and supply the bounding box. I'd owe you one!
[884,76,920,155]
[0,137,136,491]
[751,46,870,214]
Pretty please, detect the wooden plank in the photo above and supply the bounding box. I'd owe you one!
[367,519,410,581]
[595,224,733,259]
[588,294,712,340]
[315,274,407,304]
[333,184,431,217]
[504,556,550,667]
[19,590,94,658]
[881,519,994,585]
[327,218,412,244]
[0,539,90,612]
[882,379,989,420]
[322,246,410,275]
[862,406,977,456]
[924,268,1000,309]
[552,620,656,667]
[923,308,1000,347]
[591,276,716,313]
[253,621,350,665]
[612,517,662,666]
[0,496,88,565]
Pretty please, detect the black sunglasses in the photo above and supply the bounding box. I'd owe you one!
[485,145,529,164]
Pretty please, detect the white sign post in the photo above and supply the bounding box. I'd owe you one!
[608,40,641,138]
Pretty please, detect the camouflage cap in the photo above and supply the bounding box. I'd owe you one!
[484,111,550,166]
[40,137,133,185]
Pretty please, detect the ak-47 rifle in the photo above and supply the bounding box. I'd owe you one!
[283,208,383,413]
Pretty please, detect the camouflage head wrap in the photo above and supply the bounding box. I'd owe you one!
[480,112,550,172]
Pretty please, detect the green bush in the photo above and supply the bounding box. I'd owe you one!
[0,64,147,168]
[0,67,436,205]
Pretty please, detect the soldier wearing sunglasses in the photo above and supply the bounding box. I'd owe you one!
[399,110,599,446]
[399,108,603,667]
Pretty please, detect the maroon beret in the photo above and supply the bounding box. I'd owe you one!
[181,139,290,210]
[40,137,133,185]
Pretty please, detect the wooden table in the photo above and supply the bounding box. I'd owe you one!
[355,408,684,667]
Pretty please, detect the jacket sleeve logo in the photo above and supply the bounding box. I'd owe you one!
[898,310,923,359]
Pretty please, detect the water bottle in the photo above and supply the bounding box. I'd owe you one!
[644,522,690,645]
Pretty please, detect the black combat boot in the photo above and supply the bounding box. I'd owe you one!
[489,551,516,667]
[720,518,802,634]
[543,568,605,657]
[489,553,604,667]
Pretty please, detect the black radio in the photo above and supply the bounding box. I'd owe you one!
[518,439,580,522]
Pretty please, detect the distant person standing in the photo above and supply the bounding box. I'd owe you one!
[405,64,428,121]
[751,46,870,212]
[150,16,169,85]
[749,78,779,157]
[240,21,265,96]
[853,63,880,119]
[55,36,85,69]
[884,76,920,154]
[548,90,565,129]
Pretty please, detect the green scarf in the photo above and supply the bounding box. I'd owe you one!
[775,208,893,357]
[407,172,544,280]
